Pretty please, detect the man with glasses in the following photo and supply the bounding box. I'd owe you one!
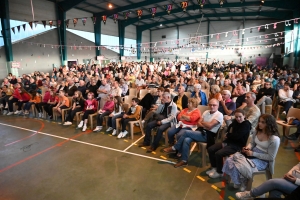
[163,98,223,168]
[256,81,275,114]
[218,90,236,116]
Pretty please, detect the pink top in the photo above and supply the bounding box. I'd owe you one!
[102,100,114,112]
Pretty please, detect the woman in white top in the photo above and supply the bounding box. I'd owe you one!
[222,114,280,191]
[106,96,123,136]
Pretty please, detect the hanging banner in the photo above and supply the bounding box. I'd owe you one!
[73,18,78,27]
[42,20,46,28]
[123,12,130,20]
[34,21,38,28]
[113,14,118,23]
[82,17,87,26]
[180,1,188,12]
[91,17,96,25]
[165,4,172,14]
[102,16,107,24]
[137,10,143,19]
[11,27,15,34]
[29,22,33,29]
[149,7,157,18]
[17,26,21,33]
[22,24,26,31]
[49,20,53,28]
[57,20,61,27]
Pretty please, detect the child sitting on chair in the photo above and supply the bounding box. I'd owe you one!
[116,98,141,139]
[77,92,98,132]
[53,90,70,119]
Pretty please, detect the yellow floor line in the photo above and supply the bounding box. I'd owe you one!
[183,168,191,173]
[160,156,167,160]
[133,144,137,146]
[228,196,235,200]
[123,140,128,142]
[196,176,205,181]
[211,185,221,192]
[141,147,146,149]
[151,152,156,154]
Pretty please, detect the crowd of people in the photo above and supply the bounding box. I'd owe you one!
[0,60,300,198]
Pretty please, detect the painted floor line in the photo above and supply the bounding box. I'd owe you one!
[123,135,145,152]
[0,123,175,164]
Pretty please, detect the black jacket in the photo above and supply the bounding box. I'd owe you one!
[173,94,188,110]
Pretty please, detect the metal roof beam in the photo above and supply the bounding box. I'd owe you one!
[58,0,86,12]
[138,11,292,31]
[123,1,297,26]
[94,0,164,17]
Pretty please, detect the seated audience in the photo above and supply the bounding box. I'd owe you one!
[77,92,98,131]
[93,95,115,132]
[63,91,85,126]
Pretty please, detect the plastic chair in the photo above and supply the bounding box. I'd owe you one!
[139,89,149,100]
[129,88,137,97]
[246,170,272,191]
[184,92,192,98]
[123,95,136,104]
[197,105,209,115]
[276,107,300,145]
[61,97,73,123]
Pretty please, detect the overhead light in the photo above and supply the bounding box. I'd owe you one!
[108,3,113,8]
[160,24,162,26]
[261,0,264,3]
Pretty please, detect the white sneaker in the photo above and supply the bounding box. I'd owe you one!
[240,182,246,192]
[77,121,84,128]
[208,171,223,178]
[3,110,8,115]
[134,122,139,126]
[93,126,102,132]
[233,184,241,189]
[63,121,72,126]
[0,104,3,108]
[106,127,113,132]
[206,168,216,175]
[236,191,252,199]
[38,113,42,118]
[117,131,123,138]
[82,125,87,132]
[112,129,117,136]
[19,110,24,115]
[121,130,128,138]
[14,110,20,115]
[282,111,286,115]
[7,112,13,116]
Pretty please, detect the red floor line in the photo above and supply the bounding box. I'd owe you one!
[0,130,92,174]
[4,119,45,146]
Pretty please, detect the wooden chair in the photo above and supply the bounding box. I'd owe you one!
[129,88,137,97]
[151,128,169,147]
[61,97,73,123]
[139,89,149,100]
[201,89,210,102]
[125,106,144,139]
[276,105,284,119]
[259,102,272,115]
[123,95,136,104]
[184,92,192,98]
[197,105,209,115]
[276,107,300,145]
[246,170,272,191]
[197,128,222,167]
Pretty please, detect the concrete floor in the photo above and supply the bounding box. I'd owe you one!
[0,115,299,200]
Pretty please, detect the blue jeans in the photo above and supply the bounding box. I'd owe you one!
[24,102,34,111]
[143,120,171,148]
[167,126,191,145]
[251,178,297,198]
[174,130,207,162]
[107,113,123,129]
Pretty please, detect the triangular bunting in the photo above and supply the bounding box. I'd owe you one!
[42,20,46,28]
[57,20,61,28]
[82,18,87,26]
[91,17,96,25]
[22,24,26,31]
[17,26,21,32]
[65,19,70,28]
[29,22,33,29]
[73,18,78,27]
[49,20,53,28]
[11,27,15,34]
[34,21,38,27]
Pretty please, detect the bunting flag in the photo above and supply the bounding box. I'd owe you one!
[34,21,38,28]
[113,14,118,23]
[149,7,157,18]
[57,20,61,28]
[11,27,15,34]
[17,26,21,33]
[73,18,78,27]
[29,22,33,29]
[197,0,206,8]
[65,19,70,28]
[22,24,26,31]
[82,17,87,26]
[123,12,130,20]
[165,4,172,15]
[180,1,188,12]
[42,20,46,28]
[91,16,96,25]
[102,15,107,24]
[137,9,143,19]
[49,20,53,28]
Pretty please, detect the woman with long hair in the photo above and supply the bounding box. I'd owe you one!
[93,95,115,132]
[222,114,280,191]
[106,96,123,135]
[63,91,85,126]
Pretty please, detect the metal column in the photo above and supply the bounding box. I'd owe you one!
[56,5,67,65]
[136,26,142,60]
[94,16,101,57]
[0,0,13,62]
[118,21,125,60]
[150,30,153,62]
[176,25,179,61]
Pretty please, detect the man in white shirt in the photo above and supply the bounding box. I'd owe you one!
[110,81,122,97]
[120,79,128,97]
[97,79,111,100]
[163,98,223,168]
[278,83,295,115]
